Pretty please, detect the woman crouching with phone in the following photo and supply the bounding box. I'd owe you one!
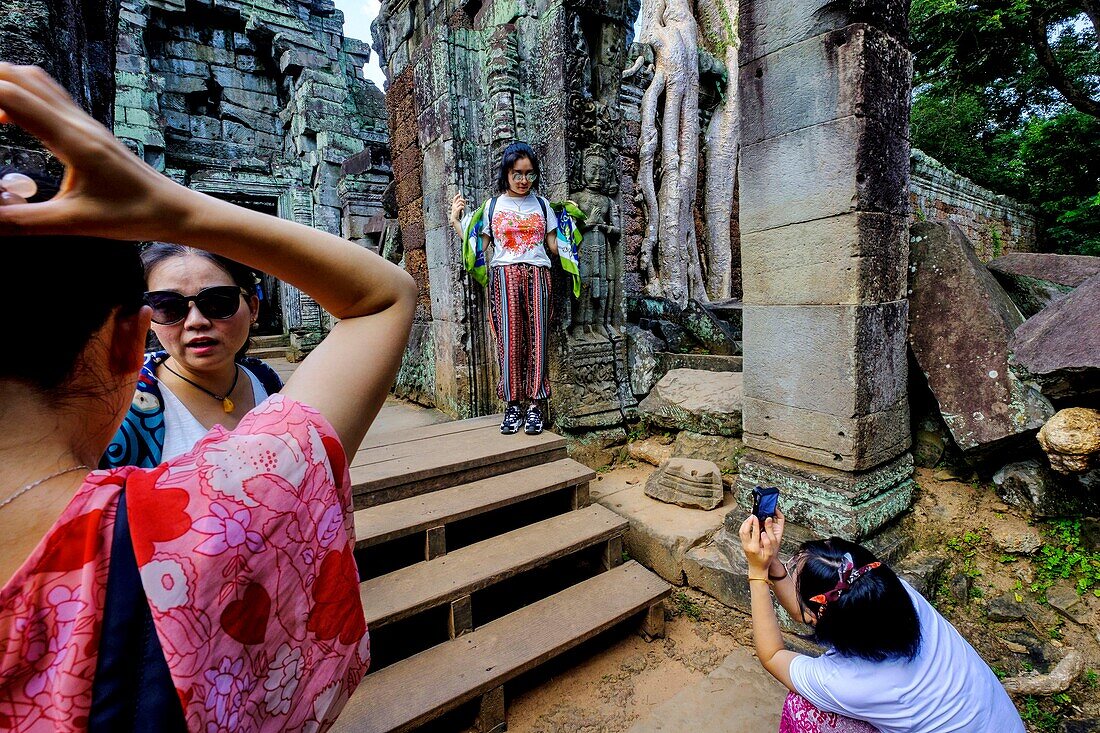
[739,505,1023,732]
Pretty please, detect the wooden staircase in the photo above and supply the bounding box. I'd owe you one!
[334,416,671,733]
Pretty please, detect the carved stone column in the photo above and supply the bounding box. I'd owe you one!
[734,0,915,539]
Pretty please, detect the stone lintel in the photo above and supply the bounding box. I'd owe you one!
[742,302,908,418]
[734,449,914,539]
[742,395,910,472]
[739,114,909,234]
[740,24,911,147]
[741,212,907,306]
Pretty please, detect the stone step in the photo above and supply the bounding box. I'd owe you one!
[349,415,568,509]
[250,334,290,348]
[359,504,627,629]
[245,346,287,360]
[353,458,594,553]
[334,561,670,733]
[656,351,743,373]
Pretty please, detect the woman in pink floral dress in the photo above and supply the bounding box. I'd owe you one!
[0,64,417,732]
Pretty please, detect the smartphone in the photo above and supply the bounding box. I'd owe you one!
[751,486,780,524]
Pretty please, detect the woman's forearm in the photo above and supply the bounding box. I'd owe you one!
[750,581,786,664]
[769,561,805,621]
[176,190,410,320]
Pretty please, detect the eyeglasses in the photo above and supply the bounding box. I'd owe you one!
[144,286,246,325]
[509,171,538,183]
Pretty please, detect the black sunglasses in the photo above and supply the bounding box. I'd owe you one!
[144,285,247,325]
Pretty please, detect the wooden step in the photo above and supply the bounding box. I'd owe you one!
[360,504,626,629]
[350,416,568,508]
[353,458,595,553]
[334,561,670,733]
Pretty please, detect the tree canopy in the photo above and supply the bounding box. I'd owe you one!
[910,0,1100,255]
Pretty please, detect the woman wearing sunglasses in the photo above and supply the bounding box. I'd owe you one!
[738,510,1023,732]
[0,64,415,731]
[101,244,284,469]
[449,142,558,436]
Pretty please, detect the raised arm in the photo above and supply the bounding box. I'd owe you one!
[0,63,416,455]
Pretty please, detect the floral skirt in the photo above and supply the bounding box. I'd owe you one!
[779,692,881,733]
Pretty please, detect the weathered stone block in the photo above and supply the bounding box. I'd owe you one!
[639,369,743,437]
[739,115,909,234]
[742,395,910,472]
[1037,408,1100,475]
[626,324,664,397]
[741,25,910,146]
[734,449,915,539]
[742,212,907,306]
[739,0,909,63]
[743,301,907,418]
[671,432,745,480]
[988,253,1100,289]
[908,222,1054,453]
[993,460,1100,518]
[1010,274,1100,401]
[645,458,725,510]
[161,73,209,95]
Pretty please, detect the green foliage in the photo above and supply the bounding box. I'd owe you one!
[1030,519,1100,600]
[673,591,702,620]
[910,1,1100,255]
[1021,695,1066,732]
[1086,669,1099,688]
[946,530,984,579]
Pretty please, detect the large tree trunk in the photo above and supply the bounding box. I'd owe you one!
[698,0,740,301]
[635,0,702,307]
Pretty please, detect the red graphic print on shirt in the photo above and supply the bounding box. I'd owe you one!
[493,210,544,255]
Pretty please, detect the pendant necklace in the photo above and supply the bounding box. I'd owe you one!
[162,361,240,413]
[0,465,91,511]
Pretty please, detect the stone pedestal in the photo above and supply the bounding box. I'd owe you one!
[551,335,637,429]
[735,0,914,539]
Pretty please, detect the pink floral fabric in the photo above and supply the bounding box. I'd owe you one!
[780,692,881,733]
[0,395,369,732]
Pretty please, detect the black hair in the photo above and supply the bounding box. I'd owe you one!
[140,243,258,360]
[495,142,542,194]
[0,166,144,395]
[795,537,922,662]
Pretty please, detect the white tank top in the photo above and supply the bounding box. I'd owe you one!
[160,365,269,462]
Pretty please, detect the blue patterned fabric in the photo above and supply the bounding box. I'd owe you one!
[100,351,284,469]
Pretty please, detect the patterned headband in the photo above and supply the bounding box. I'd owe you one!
[809,552,881,608]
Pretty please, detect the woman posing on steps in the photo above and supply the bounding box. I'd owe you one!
[102,244,285,468]
[738,508,1024,733]
[0,64,416,731]
[449,142,559,436]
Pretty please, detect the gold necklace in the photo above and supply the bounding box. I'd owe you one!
[0,465,91,511]
[161,361,240,413]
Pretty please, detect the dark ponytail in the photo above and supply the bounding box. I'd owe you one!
[0,166,144,394]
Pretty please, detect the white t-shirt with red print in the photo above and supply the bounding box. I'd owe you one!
[480,193,558,268]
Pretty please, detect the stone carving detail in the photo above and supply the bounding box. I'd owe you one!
[645,457,725,510]
[570,146,622,338]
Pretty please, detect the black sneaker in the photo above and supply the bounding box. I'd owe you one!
[524,404,544,435]
[501,404,522,435]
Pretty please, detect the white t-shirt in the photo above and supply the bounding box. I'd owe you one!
[789,580,1023,733]
[161,365,270,462]
[480,193,558,268]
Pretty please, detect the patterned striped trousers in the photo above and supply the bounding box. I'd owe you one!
[487,263,552,403]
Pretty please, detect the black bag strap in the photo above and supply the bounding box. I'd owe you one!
[89,491,187,733]
[486,196,498,245]
[538,196,549,231]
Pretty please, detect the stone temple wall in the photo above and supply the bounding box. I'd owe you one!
[112,0,390,350]
[376,0,639,425]
[0,0,118,170]
[910,148,1038,261]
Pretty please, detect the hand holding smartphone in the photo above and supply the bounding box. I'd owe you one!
[751,486,780,524]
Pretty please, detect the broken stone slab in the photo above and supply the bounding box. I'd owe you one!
[1045,582,1093,626]
[990,523,1042,555]
[1037,408,1100,475]
[1011,274,1100,401]
[655,352,743,374]
[987,267,1074,318]
[639,369,743,437]
[895,550,948,598]
[671,432,745,486]
[645,458,725,511]
[988,253,1100,289]
[986,594,1030,622]
[992,459,1100,518]
[681,299,739,355]
[595,477,730,584]
[908,222,1054,454]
